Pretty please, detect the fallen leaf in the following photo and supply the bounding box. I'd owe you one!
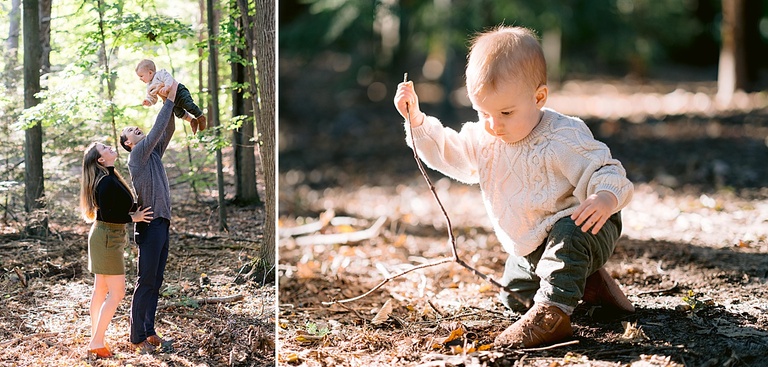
[442,327,465,344]
[371,299,395,325]
[335,224,356,233]
[294,334,325,343]
[478,283,494,293]
[279,353,300,363]
[620,321,649,343]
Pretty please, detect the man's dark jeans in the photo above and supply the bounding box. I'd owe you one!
[130,217,170,344]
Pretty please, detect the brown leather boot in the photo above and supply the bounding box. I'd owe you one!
[494,304,573,348]
[196,115,207,131]
[583,267,635,313]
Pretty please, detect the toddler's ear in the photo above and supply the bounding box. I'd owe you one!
[535,85,548,107]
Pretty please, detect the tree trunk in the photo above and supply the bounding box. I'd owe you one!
[232,0,260,205]
[207,0,228,231]
[3,0,21,89]
[253,0,276,281]
[96,0,121,150]
[23,0,47,236]
[39,0,51,75]
[717,0,746,105]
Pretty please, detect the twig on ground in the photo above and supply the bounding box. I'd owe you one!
[322,257,455,305]
[636,281,679,296]
[159,294,245,309]
[279,210,335,238]
[427,300,445,318]
[323,73,528,306]
[295,216,387,246]
[518,339,579,352]
[335,301,366,319]
[0,332,59,348]
[14,267,27,288]
[179,232,261,244]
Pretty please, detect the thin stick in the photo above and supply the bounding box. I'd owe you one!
[636,281,679,296]
[324,73,527,306]
[322,257,454,305]
[519,339,579,352]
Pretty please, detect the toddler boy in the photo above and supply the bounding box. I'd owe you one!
[136,59,207,134]
[394,26,635,348]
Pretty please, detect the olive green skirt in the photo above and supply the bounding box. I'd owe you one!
[88,221,127,275]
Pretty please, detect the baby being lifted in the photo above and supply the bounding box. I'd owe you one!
[136,59,207,134]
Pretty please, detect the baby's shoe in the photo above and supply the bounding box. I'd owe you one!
[494,303,573,348]
[582,267,635,313]
[195,115,207,132]
[186,112,199,134]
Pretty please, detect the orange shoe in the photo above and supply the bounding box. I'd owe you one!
[583,267,635,313]
[87,346,113,359]
[494,304,573,348]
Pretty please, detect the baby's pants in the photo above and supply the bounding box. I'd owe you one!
[172,83,204,119]
[498,212,622,314]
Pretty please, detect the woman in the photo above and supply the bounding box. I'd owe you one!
[79,142,152,358]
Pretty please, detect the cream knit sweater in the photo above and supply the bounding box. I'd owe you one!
[405,107,633,257]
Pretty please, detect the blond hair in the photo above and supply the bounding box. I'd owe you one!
[465,26,547,98]
[79,142,135,222]
[135,59,156,73]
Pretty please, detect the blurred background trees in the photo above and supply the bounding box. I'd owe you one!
[278,0,768,188]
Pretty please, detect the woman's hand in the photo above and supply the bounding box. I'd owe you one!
[131,206,154,223]
[394,81,426,127]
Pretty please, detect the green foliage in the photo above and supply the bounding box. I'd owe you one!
[16,68,107,131]
[118,13,196,48]
[305,321,330,337]
[280,0,714,78]
[682,290,710,310]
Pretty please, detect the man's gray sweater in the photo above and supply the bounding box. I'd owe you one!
[127,99,176,221]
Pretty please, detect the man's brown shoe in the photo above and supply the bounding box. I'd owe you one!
[494,304,573,348]
[132,340,156,354]
[583,267,635,313]
[147,334,174,352]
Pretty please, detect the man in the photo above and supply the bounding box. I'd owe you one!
[120,80,179,353]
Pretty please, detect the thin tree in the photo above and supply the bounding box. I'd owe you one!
[95,0,123,149]
[253,0,275,280]
[4,0,21,89]
[717,0,746,105]
[23,0,47,236]
[232,0,259,205]
[207,0,228,231]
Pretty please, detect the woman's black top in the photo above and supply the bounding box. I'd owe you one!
[95,166,135,224]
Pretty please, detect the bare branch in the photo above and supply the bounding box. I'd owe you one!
[324,73,528,306]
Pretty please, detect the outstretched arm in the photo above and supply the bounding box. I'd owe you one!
[132,81,178,163]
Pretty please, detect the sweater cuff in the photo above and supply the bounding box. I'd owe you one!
[404,115,437,145]
[594,183,630,211]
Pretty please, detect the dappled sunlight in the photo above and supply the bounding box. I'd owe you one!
[549,85,768,121]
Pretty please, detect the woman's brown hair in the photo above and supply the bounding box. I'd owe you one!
[79,142,134,222]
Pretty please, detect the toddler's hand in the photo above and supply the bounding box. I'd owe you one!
[571,191,618,234]
[394,81,425,127]
[142,100,151,106]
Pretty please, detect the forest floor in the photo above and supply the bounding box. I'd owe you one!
[277,77,768,366]
[0,171,275,366]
